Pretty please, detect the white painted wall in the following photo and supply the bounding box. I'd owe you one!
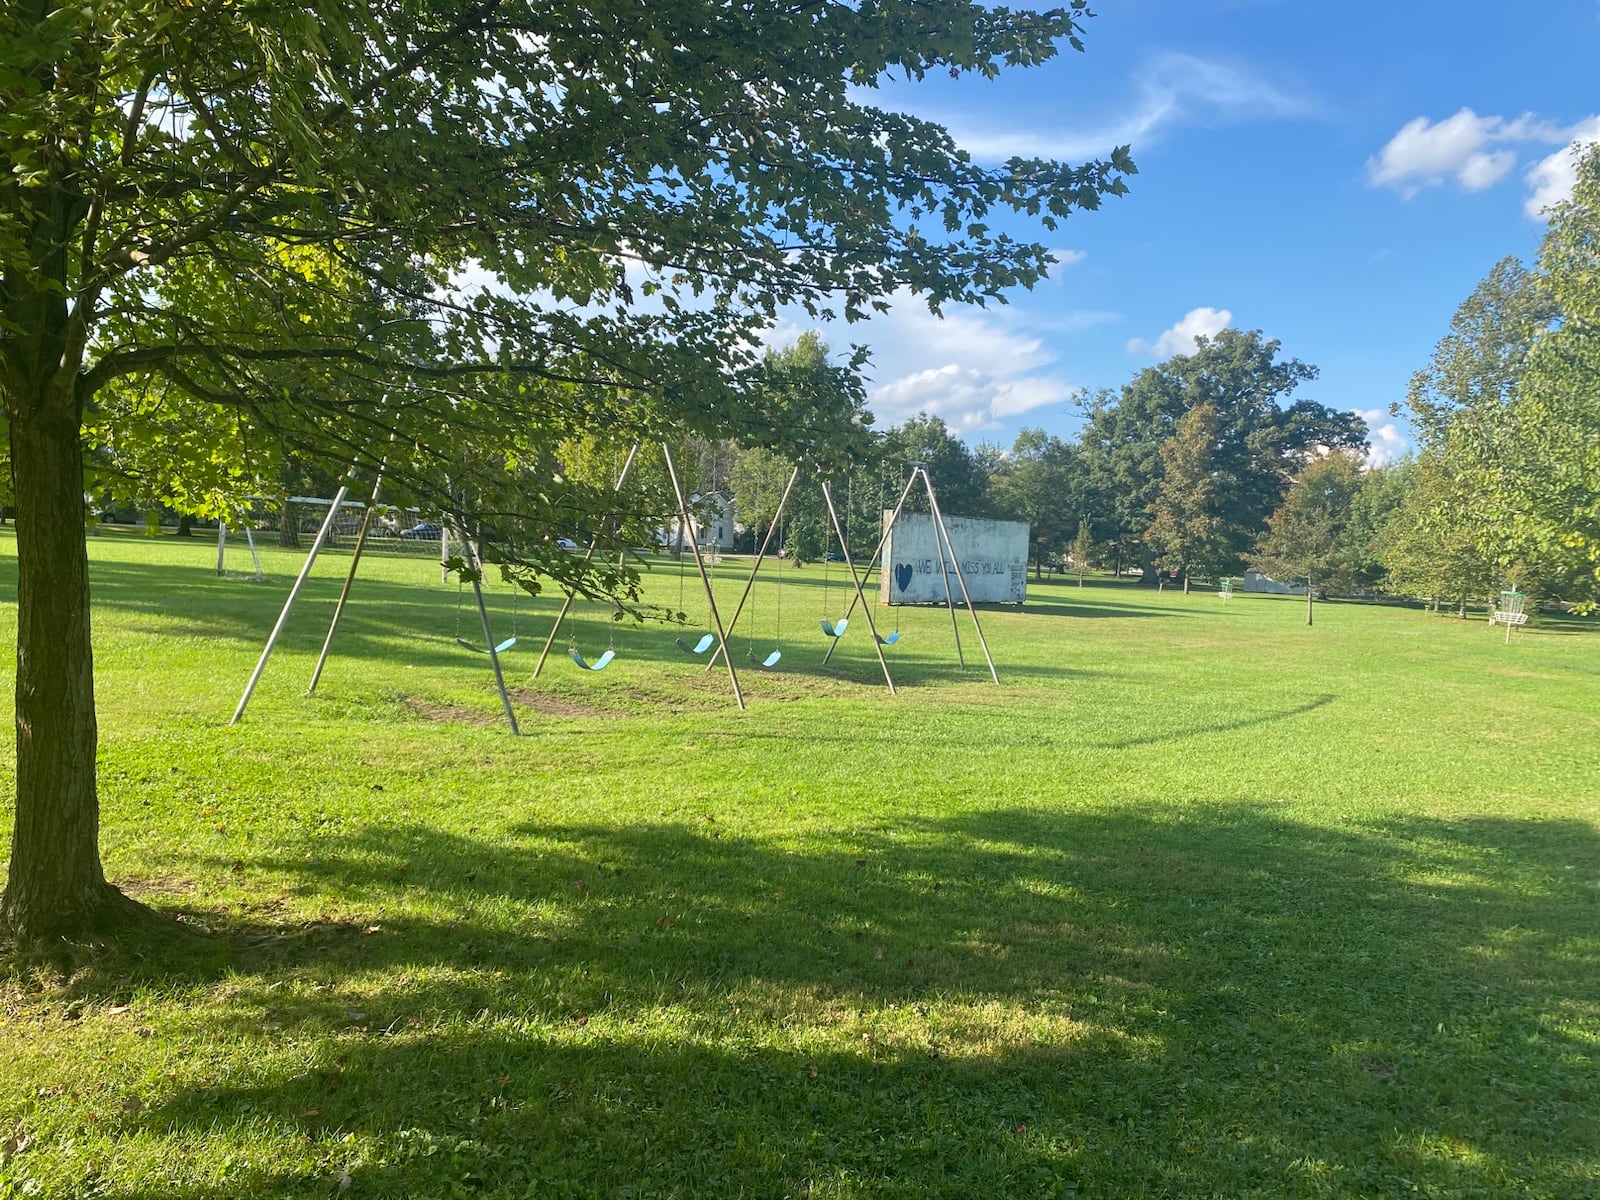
[880,513,1029,605]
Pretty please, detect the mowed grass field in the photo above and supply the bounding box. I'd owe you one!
[2,527,1598,1199]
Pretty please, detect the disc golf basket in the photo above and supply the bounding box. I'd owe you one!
[1218,578,1234,600]
[1488,589,1527,643]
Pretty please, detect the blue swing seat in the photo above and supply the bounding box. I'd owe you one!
[756,649,781,668]
[458,636,518,655]
[820,617,848,638]
[569,646,616,671]
[876,631,900,646]
[675,633,716,654]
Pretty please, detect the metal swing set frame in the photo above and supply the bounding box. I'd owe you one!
[707,460,1000,695]
[530,442,748,710]
[229,450,1001,737]
[229,463,531,734]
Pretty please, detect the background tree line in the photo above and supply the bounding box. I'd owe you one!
[698,146,1599,622]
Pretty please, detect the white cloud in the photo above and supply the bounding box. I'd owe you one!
[1367,109,1536,194]
[1356,408,1409,467]
[868,366,1076,433]
[773,289,1087,433]
[1041,249,1087,280]
[931,52,1314,162]
[1456,148,1518,191]
[1127,307,1232,357]
[1368,108,1598,214]
[1524,117,1600,215]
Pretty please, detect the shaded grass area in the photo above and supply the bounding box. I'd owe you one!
[1,530,1598,1198]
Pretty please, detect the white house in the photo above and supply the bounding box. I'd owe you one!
[664,490,737,551]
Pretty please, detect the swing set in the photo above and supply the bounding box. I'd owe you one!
[231,446,1000,739]
[530,442,747,709]
[814,460,999,684]
[454,542,519,656]
[232,473,527,735]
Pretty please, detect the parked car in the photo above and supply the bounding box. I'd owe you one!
[557,537,580,550]
[399,521,443,540]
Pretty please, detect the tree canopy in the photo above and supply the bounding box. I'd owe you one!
[1075,329,1367,581]
[1253,452,1365,626]
[1,0,1135,940]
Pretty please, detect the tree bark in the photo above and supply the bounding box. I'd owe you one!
[1306,577,1314,627]
[0,157,139,940]
[2,382,138,939]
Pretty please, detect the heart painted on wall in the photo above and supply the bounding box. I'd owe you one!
[894,562,914,592]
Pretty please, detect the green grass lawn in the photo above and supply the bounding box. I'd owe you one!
[2,528,1598,1198]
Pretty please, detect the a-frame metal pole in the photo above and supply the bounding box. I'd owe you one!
[452,514,521,734]
[917,467,967,667]
[307,468,387,694]
[821,467,920,668]
[923,471,1000,685]
[532,443,641,678]
[230,486,350,725]
[662,443,745,711]
[820,480,896,695]
[707,464,800,672]
[473,568,521,735]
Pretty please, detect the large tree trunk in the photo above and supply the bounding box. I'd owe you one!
[2,382,137,940]
[0,164,139,939]
[1305,576,1314,627]
[1135,546,1159,586]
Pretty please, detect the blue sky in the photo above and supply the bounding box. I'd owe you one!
[780,0,1600,463]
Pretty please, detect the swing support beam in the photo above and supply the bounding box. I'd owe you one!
[707,465,800,672]
[662,443,745,710]
[445,512,521,734]
[230,486,351,725]
[532,443,640,678]
[819,481,898,695]
[819,464,1000,685]
[307,464,388,695]
[923,468,1000,684]
[819,466,920,667]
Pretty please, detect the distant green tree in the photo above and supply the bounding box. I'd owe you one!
[1143,403,1226,592]
[1401,254,1556,598]
[1509,145,1600,605]
[1340,458,1412,592]
[882,414,992,518]
[1070,520,1097,586]
[1077,330,1367,584]
[724,334,874,562]
[1406,257,1553,444]
[988,428,1075,577]
[1378,452,1499,616]
[1253,452,1365,626]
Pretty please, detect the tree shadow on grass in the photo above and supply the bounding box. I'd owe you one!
[1094,693,1338,749]
[30,804,1599,1199]
[1016,597,1197,620]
